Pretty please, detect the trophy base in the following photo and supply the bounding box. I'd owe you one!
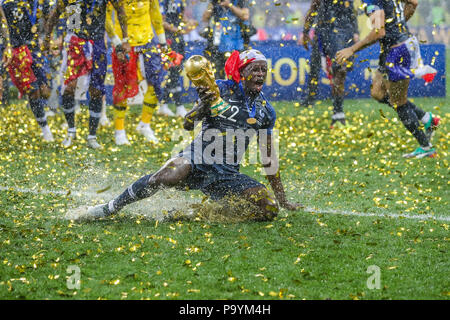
[210,100,232,117]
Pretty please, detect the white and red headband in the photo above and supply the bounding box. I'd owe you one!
[224,49,267,83]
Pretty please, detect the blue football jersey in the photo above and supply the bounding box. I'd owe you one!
[60,0,116,41]
[1,0,42,48]
[363,0,410,49]
[183,80,276,173]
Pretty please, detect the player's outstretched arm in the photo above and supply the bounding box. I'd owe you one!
[105,4,119,44]
[112,2,129,53]
[401,0,418,21]
[260,134,303,211]
[149,0,167,48]
[44,1,65,53]
[0,7,11,67]
[302,0,321,50]
[336,9,385,64]
[219,0,249,21]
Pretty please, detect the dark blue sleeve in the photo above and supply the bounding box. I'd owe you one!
[216,79,236,96]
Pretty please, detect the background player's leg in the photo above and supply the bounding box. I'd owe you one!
[113,100,130,145]
[137,86,160,143]
[86,40,108,149]
[330,68,347,127]
[388,79,436,158]
[60,40,77,145]
[141,49,172,117]
[100,95,111,126]
[159,74,176,117]
[29,51,53,141]
[100,94,111,127]
[405,102,440,141]
[61,82,77,147]
[87,87,103,149]
[29,89,53,142]
[134,51,161,142]
[370,70,388,103]
[171,40,188,117]
[371,72,438,135]
[301,36,321,107]
[165,65,187,117]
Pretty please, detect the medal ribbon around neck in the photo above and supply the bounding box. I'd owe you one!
[238,82,257,125]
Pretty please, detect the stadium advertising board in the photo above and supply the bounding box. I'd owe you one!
[105,41,446,104]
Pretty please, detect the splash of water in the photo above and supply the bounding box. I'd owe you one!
[63,165,266,223]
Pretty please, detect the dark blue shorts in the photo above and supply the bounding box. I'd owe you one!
[384,42,415,82]
[62,35,107,95]
[178,157,265,201]
[90,39,108,94]
[135,42,165,101]
[318,28,354,72]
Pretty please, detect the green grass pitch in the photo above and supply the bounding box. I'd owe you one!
[0,66,448,300]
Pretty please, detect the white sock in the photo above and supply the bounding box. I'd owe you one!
[41,125,51,134]
[108,200,116,214]
[116,129,126,136]
[88,135,96,140]
[138,121,149,128]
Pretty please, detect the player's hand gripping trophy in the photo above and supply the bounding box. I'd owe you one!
[184,55,231,117]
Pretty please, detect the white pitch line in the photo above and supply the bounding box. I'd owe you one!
[0,186,96,198]
[1,185,449,222]
[303,206,450,222]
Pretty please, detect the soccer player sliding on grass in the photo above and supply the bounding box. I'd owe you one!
[86,50,302,221]
[336,0,440,158]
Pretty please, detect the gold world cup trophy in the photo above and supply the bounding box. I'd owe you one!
[184,55,231,117]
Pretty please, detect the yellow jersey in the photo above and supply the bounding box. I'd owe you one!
[106,0,165,47]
